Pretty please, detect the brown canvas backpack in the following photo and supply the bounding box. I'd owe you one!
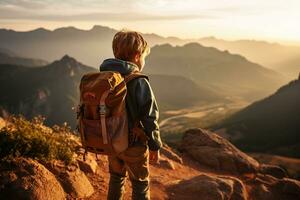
[77,71,148,157]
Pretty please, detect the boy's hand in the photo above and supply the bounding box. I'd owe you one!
[149,150,160,164]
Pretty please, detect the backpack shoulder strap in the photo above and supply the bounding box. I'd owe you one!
[124,72,148,84]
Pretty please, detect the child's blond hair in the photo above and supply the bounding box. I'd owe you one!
[112,30,150,61]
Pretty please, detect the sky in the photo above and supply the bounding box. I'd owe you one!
[1,0,300,44]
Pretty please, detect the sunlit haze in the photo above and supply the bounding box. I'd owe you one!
[0,0,300,44]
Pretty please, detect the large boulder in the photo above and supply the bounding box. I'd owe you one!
[0,158,65,200]
[180,128,259,175]
[44,160,94,198]
[168,174,247,200]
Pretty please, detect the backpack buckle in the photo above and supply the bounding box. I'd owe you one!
[99,105,106,115]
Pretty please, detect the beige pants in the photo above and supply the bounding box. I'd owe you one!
[107,144,150,200]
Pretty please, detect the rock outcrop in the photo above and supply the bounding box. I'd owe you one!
[175,128,300,200]
[0,158,65,200]
[44,160,94,199]
[168,174,248,200]
[180,128,259,174]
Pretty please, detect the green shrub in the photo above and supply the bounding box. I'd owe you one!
[0,116,79,164]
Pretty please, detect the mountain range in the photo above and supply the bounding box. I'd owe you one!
[1,25,299,79]
[0,27,287,102]
[0,55,222,128]
[198,37,300,76]
[0,26,186,67]
[145,43,287,101]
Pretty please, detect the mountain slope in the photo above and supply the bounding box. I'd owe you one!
[0,55,96,128]
[214,77,300,158]
[0,51,48,67]
[0,47,17,56]
[145,43,287,101]
[148,74,223,110]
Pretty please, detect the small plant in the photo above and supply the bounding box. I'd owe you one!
[0,115,79,164]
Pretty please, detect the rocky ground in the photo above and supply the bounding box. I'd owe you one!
[1,121,300,199]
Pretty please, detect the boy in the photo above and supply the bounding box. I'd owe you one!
[99,30,162,200]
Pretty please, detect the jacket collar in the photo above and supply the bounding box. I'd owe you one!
[99,58,139,75]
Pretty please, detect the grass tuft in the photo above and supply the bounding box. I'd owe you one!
[0,116,79,164]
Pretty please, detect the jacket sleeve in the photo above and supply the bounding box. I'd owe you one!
[135,78,162,151]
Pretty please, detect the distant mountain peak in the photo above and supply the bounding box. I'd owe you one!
[54,26,81,32]
[48,55,82,70]
[47,55,94,75]
[60,54,77,63]
[183,42,204,48]
[30,28,50,33]
[90,25,115,32]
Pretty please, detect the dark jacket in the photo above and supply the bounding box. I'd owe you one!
[99,58,162,151]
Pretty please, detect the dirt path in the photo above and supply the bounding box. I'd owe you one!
[86,149,205,200]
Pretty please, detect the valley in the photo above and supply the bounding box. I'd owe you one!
[159,99,249,146]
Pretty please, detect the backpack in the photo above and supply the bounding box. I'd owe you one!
[77,71,148,158]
